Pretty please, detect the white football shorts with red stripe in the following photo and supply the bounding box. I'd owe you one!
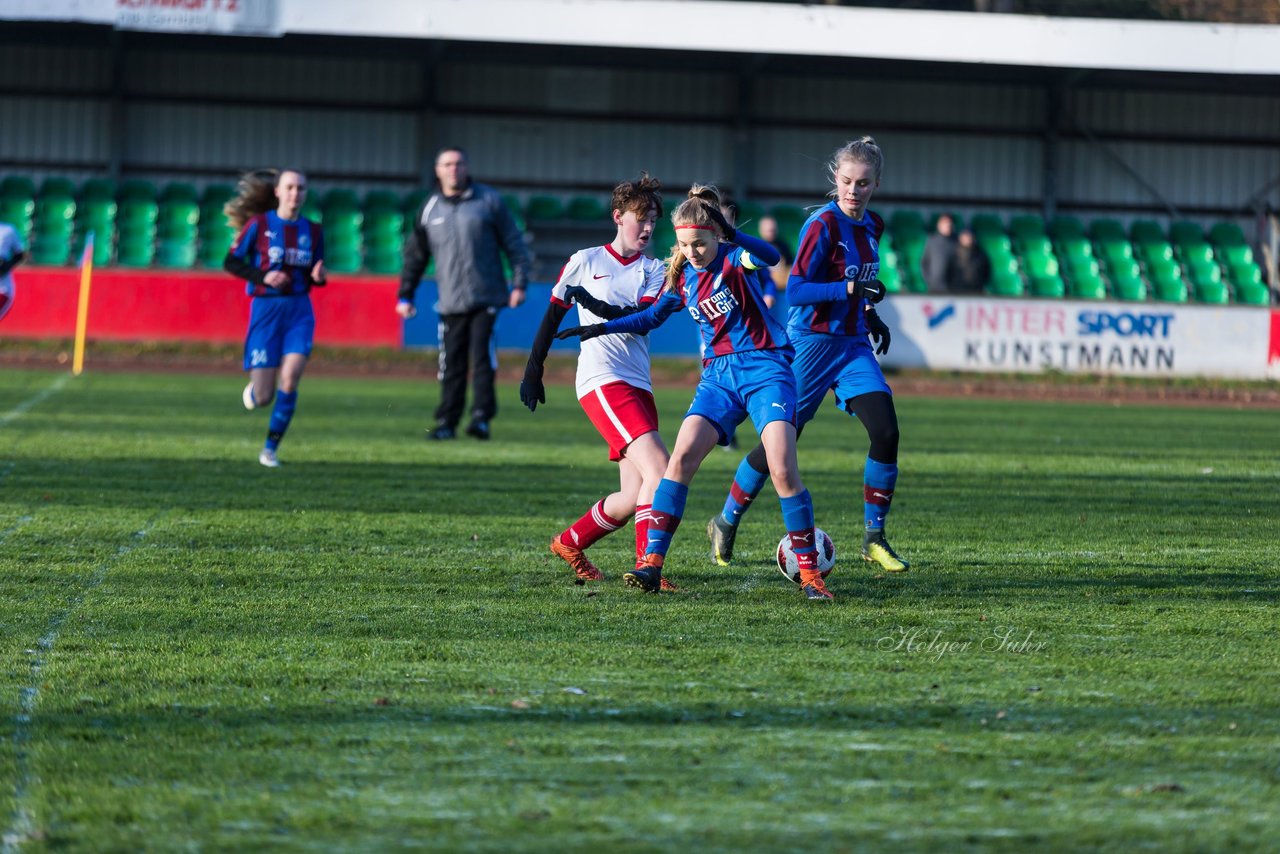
[578,381,660,462]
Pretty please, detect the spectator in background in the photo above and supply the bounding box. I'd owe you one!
[0,220,26,322]
[921,212,957,294]
[946,229,990,294]
[398,146,532,441]
[756,215,795,310]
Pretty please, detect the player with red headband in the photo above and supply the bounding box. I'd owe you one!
[557,184,833,601]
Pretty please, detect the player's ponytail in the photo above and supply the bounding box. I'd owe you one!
[663,185,722,291]
[827,136,884,198]
[225,168,281,230]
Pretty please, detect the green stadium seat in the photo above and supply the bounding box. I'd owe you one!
[322,189,360,211]
[1177,241,1214,267]
[988,261,1025,297]
[300,199,323,224]
[35,195,76,229]
[978,233,1012,259]
[364,190,401,213]
[155,238,197,269]
[1190,275,1229,304]
[1,197,35,242]
[326,230,363,255]
[1147,258,1188,302]
[889,209,926,237]
[567,197,608,222]
[1234,281,1270,306]
[118,198,158,228]
[1218,244,1253,267]
[40,177,77,199]
[1058,238,1093,267]
[1097,239,1134,265]
[160,183,199,204]
[1226,259,1263,289]
[365,249,401,275]
[1009,214,1045,240]
[365,212,405,246]
[80,178,115,201]
[71,231,112,266]
[1017,234,1054,259]
[969,213,1005,240]
[118,180,158,202]
[1048,215,1086,241]
[1,176,36,199]
[200,184,235,209]
[323,208,363,238]
[159,199,200,233]
[1110,273,1147,301]
[116,237,155,268]
[878,262,901,294]
[30,233,72,266]
[526,195,565,221]
[1088,218,1127,243]
[1029,274,1065,298]
[1168,220,1204,247]
[198,234,234,268]
[1138,241,1174,264]
[1130,219,1164,245]
[325,249,362,274]
[651,218,675,258]
[1208,221,1247,247]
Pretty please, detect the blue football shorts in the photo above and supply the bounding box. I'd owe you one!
[686,348,797,446]
[792,333,892,426]
[243,295,315,371]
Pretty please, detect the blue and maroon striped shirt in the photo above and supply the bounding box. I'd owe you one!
[229,210,325,298]
[785,202,883,338]
[603,236,787,361]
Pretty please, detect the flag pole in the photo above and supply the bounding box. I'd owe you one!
[72,232,94,376]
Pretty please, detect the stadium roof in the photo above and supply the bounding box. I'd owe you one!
[6,0,1280,76]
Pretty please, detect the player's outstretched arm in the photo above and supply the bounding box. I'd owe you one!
[521,301,570,412]
[563,285,642,320]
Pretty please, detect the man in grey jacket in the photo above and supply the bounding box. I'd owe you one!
[397,147,532,440]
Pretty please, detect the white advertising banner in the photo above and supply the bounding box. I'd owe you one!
[115,0,280,36]
[877,295,1280,381]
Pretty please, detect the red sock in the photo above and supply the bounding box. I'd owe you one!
[561,499,626,550]
[790,529,818,572]
[634,504,652,562]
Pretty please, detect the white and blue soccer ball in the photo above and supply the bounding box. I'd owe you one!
[776,528,836,583]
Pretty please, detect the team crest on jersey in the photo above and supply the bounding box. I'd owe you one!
[268,246,284,264]
[0,279,12,322]
[299,234,310,248]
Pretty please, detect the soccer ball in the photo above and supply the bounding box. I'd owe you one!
[776,528,836,584]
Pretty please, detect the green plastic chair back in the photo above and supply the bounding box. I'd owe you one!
[1,176,37,200]
[0,198,34,242]
[322,189,360,211]
[155,238,198,269]
[1187,258,1221,286]
[889,209,926,237]
[1089,218,1127,243]
[1009,215,1045,240]
[160,183,199,203]
[969,213,1005,240]
[118,199,158,227]
[1169,220,1204,247]
[1208,222,1246,247]
[878,262,901,294]
[40,177,77,199]
[1018,235,1054,259]
[1193,278,1229,304]
[1029,274,1065,298]
[199,233,234,268]
[365,248,401,275]
[1059,238,1093,266]
[1130,219,1164,244]
[326,249,362,274]
[988,267,1025,297]
[1227,260,1262,287]
[35,195,76,228]
[118,180,158,202]
[30,234,72,265]
[1048,215,1086,241]
[80,178,116,201]
[71,231,112,266]
[1024,252,1059,278]
[1218,244,1253,267]
[160,199,200,232]
[116,237,155,268]
[364,190,401,213]
[526,195,565,221]
[1139,241,1173,264]
[567,197,608,222]
[1233,282,1270,305]
[1178,242,1214,266]
[1097,239,1133,264]
[1106,256,1141,281]
[1110,273,1146,301]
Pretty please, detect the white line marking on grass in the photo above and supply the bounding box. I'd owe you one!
[0,375,70,428]
[3,516,160,852]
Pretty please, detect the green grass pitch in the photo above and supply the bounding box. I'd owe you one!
[1,366,1278,850]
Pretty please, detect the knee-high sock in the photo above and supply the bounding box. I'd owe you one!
[779,489,817,572]
[634,504,651,562]
[645,479,688,558]
[265,390,298,451]
[720,450,769,527]
[863,457,898,531]
[562,499,626,550]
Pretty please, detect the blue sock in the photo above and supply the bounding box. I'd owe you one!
[265,390,298,452]
[863,458,898,532]
[779,489,817,566]
[645,478,688,557]
[721,455,769,527]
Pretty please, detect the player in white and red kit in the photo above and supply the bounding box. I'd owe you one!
[520,174,678,590]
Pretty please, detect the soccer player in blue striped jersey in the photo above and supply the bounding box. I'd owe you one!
[223,168,327,468]
[707,137,910,574]
[558,185,833,601]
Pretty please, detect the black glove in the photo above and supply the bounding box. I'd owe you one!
[519,370,545,413]
[701,203,734,240]
[555,324,608,341]
[865,309,891,355]
[564,284,641,320]
[847,278,886,305]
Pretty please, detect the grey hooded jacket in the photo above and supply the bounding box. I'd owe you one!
[398,181,531,314]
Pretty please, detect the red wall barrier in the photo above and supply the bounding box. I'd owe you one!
[1,267,402,347]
